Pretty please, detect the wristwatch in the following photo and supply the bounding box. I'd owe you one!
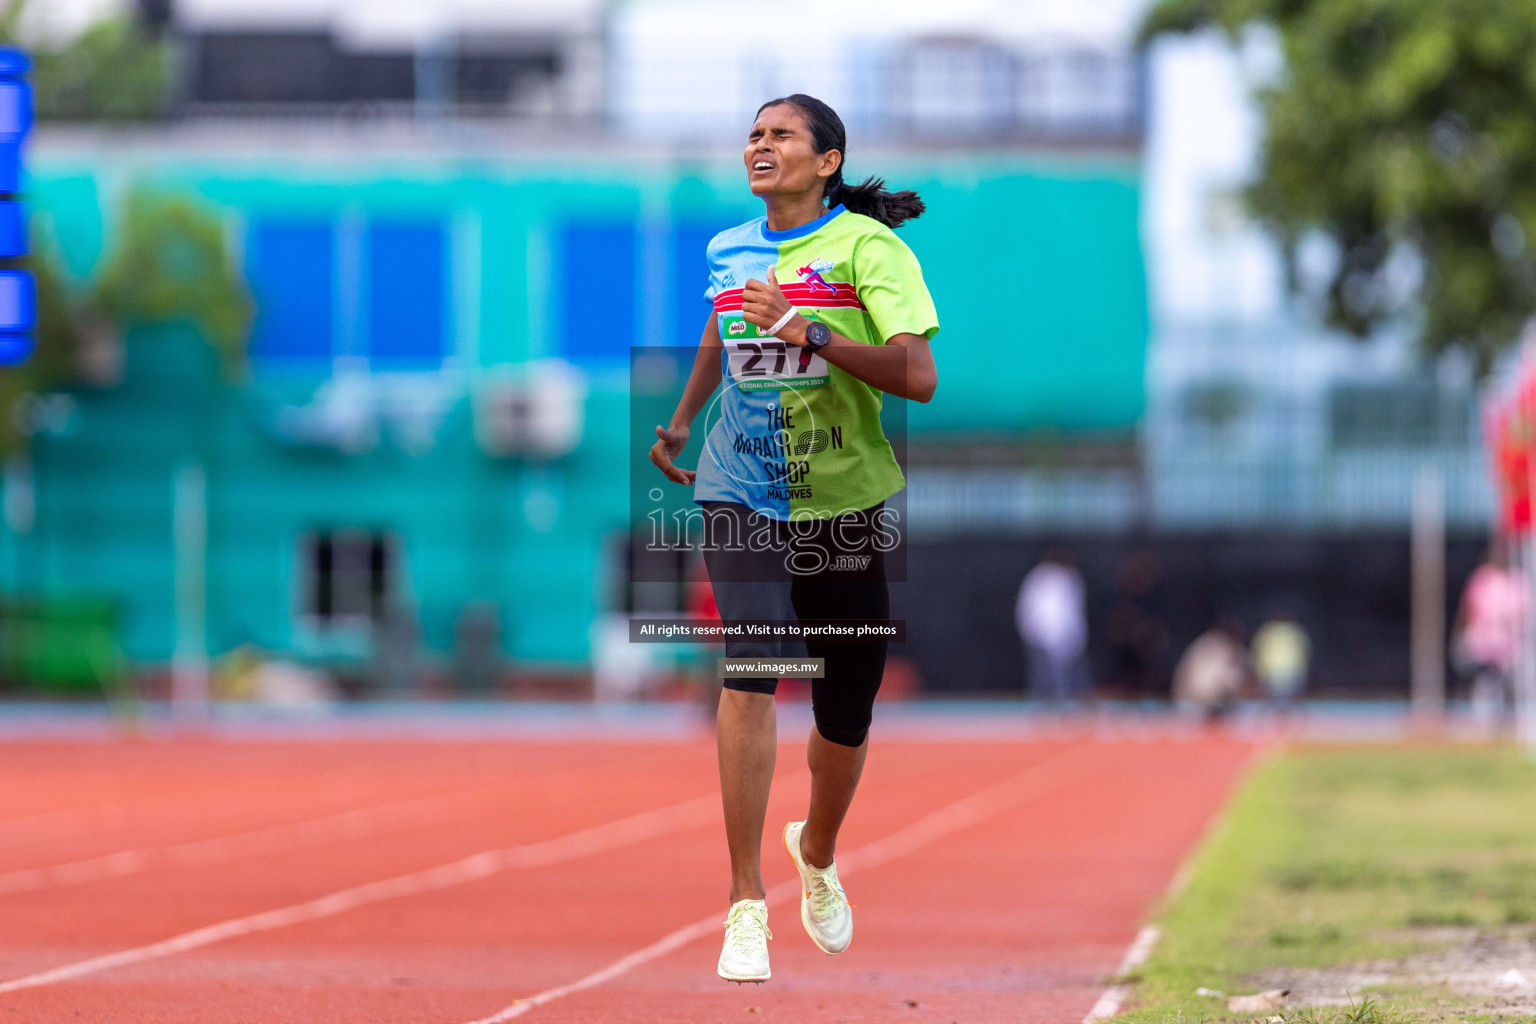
[798,320,832,371]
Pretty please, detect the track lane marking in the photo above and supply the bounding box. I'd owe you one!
[0,771,813,997]
[1083,925,1161,1021]
[0,747,481,843]
[0,750,677,896]
[1082,740,1276,1022]
[0,743,630,838]
[461,744,1106,1023]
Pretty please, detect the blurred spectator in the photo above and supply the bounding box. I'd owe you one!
[1104,548,1169,698]
[1173,618,1248,722]
[1016,547,1090,704]
[1453,542,1527,730]
[1251,613,1310,711]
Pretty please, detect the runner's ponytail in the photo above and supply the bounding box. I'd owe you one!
[757,94,926,230]
[826,174,925,231]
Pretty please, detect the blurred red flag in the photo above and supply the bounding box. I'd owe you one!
[1487,352,1536,534]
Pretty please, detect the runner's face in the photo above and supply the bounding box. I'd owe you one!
[744,104,840,200]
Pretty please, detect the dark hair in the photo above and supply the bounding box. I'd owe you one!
[755,93,925,229]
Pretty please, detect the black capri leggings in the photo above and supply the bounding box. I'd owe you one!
[699,500,890,747]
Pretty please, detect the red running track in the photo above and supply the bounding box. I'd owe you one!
[0,733,1255,1023]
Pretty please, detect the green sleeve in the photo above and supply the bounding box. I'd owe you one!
[853,229,940,342]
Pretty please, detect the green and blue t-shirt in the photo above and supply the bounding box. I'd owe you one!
[694,205,939,521]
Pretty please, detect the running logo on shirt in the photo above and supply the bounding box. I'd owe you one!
[793,429,831,455]
[796,257,844,298]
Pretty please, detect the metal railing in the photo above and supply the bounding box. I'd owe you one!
[613,43,1144,146]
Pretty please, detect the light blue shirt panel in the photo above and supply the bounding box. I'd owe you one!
[694,219,785,517]
[703,218,774,303]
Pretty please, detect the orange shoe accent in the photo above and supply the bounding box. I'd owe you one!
[784,824,856,907]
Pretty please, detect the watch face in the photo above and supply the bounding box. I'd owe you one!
[806,321,831,347]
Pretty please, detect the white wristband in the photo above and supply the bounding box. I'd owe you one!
[764,308,798,337]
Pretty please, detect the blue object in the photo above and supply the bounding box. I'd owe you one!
[561,221,638,362]
[0,142,19,196]
[0,49,30,77]
[367,220,446,368]
[0,49,28,367]
[0,268,34,331]
[0,51,33,195]
[0,77,32,144]
[0,199,25,256]
[246,219,336,364]
[0,332,33,365]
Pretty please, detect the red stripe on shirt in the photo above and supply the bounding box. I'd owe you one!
[713,285,866,312]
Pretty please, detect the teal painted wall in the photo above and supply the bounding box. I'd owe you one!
[17,149,1147,665]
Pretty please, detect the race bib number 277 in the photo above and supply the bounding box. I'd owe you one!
[726,340,830,392]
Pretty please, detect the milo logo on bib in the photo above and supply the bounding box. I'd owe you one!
[721,316,830,391]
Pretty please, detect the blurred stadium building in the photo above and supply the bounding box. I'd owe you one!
[12,0,1487,699]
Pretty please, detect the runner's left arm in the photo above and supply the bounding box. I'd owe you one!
[740,270,937,402]
[809,328,935,403]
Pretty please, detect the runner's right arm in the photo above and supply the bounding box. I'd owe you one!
[650,313,724,485]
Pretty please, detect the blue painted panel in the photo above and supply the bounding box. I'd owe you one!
[367,220,446,368]
[0,48,30,76]
[247,220,335,363]
[561,222,637,362]
[0,332,31,364]
[0,77,29,194]
[0,79,29,136]
[0,142,18,195]
[0,199,25,256]
[0,268,34,330]
[670,221,730,346]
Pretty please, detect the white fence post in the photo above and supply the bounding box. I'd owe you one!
[172,462,208,715]
[1411,464,1446,725]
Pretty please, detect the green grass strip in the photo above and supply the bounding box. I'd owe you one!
[1114,745,1536,1024]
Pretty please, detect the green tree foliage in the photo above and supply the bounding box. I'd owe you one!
[27,223,80,388]
[90,189,253,370]
[0,223,84,457]
[1,0,169,121]
[1140,0,1536,370]
[0,191,252,458]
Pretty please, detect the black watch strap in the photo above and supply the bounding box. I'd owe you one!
[798,322,830,371]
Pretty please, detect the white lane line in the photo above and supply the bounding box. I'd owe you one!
[0,789,496,896]
[463,912,738,1024]
[1082,925,1161,1021]
[0,750,463,843]
[462,746,1102,1024]
[1080,741,1281,1023]
[0,752,669,896]
[0,773,790,998]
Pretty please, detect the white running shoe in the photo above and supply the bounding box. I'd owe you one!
[717,898,772,983]
[782,820,853,954]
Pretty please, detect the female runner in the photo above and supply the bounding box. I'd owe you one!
[648,93,939,983]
